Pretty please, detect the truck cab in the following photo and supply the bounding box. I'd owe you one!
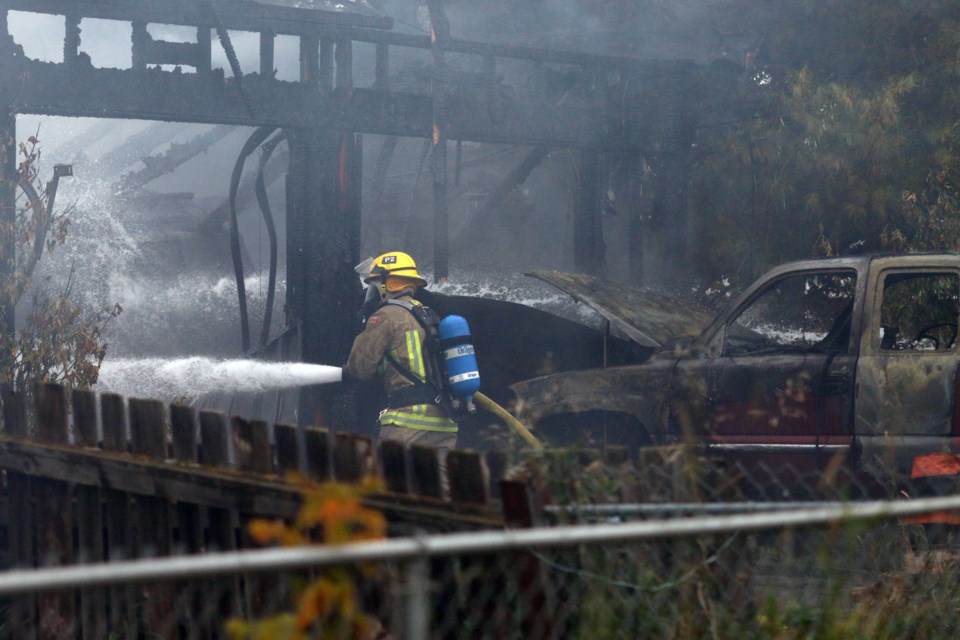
[512,254,960,495]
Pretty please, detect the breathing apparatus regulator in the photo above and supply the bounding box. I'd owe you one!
[354,252,482,416]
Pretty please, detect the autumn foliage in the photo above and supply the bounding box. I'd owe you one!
[227,477,387,640]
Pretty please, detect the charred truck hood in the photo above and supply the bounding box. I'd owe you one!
[510,271,713,428]
[525,271,713,348]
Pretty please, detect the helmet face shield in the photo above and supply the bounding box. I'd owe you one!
[354,257,374,281]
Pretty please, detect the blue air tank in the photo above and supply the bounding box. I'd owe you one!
[438,315,481,404]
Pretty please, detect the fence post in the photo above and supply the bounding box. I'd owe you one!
[170,404,203,637]
[34,383,77,638]
[2,385,36,640]
[402,554,431,640]
[128,397,174,636]
[198,410,244,623]
[100,393,136,638]
[73,388,107,639]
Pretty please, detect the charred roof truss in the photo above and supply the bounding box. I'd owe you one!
[0,0,678,150]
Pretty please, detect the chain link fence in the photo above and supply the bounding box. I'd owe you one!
[2,490,960,639]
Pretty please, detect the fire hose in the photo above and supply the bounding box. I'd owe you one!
[474,391,543,450]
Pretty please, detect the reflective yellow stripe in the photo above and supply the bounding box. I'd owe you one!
[405,330,426,381]
[379,407,458,432]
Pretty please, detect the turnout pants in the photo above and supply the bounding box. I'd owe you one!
[379,425,457,496]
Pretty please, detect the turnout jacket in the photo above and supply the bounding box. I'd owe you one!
[345,294,457,432]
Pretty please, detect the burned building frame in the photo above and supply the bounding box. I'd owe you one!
[0,0,697,428]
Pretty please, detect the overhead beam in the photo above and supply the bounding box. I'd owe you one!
[3,0,393,35]
[0,59,635,150]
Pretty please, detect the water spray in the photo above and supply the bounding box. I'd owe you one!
[96,356,342,401]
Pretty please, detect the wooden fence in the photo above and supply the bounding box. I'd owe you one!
[0,382,515,639]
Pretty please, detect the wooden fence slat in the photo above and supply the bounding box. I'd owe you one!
[410,445,443,499]
[35,382,68,443]
[129,397,174,636]
[34,384,76,638]
[273,423,299,477]
[485,450,507,500]
[129,398,168,460]
[234,418,274,619]
[199,410,229,467]
[305,427,331,481]
[233,416,273,475]
[380,440,409,494]
[333,433,375,482]
[447,450,489,505]
[500,479,557,639]
[170,404,203,637]
[72,388,98,447]
[170,404,198,464]
[1,384,26,436]
[170,406,203,553]
[2,386,36,640]
[200,410,243,626]
[100,393,128,452]
[73,389,107,639]
[99,393,136,638]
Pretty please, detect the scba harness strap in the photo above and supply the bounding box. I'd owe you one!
[382,299,461,418]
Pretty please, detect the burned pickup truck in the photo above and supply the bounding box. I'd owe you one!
[512,254,960,495]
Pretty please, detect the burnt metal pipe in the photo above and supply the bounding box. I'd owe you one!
[229,126,278,352]
[255,131,287,347]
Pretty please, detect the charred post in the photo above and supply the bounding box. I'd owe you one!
[197,25,212,76]
[575,148,605,276]
[287,128,362,430]
[427,0,451,281]
[649,71,695,284]
[259,30,275,77]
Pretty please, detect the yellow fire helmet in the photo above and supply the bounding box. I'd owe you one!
[364,251,428,288]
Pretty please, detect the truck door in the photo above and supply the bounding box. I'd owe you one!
[669,269,860,496]
[855,266,960,483]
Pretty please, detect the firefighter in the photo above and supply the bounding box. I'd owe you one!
[345,251,458,486]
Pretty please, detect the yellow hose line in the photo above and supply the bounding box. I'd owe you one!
[474,391,543,450]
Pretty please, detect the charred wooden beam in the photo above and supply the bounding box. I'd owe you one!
[574,149,606,276]
[54,120,116,163]
[5,0,393,35]
[335,36,353,92]
[141,38,201,68]
[95,122,180,175]
[118,124,235,190]
[63,12,80,66]
[374,42,389,90]
[131,21,147,71]
[259,30,275,77]
[479,146,549,215]
[339,27,691,73]
[197,25,212,76]
[426,0,451,281]
[300,33,320,87]
[0,59,633,149]
[319,36,334,94]
[649,74,695,282]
